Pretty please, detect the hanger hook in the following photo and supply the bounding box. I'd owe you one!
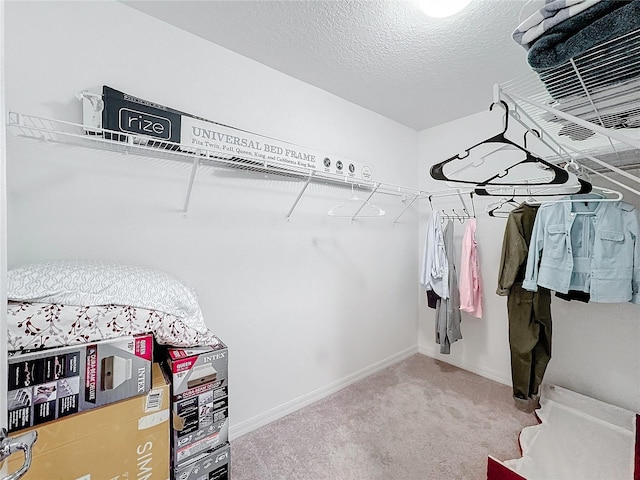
[564,159,581,175]
[523,128,541,149]
[489,100,510,134]
[469,192,476,218]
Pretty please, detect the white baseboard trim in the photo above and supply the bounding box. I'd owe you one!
[229,344,418,440]
[418,345,512,387]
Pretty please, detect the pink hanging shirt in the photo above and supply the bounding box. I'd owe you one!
[459,218,483,318]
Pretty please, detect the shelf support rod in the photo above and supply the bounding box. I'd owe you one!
[392,193,420,225]
[182,155,201,216]
[286,173,313,221]
[352,183,381,222]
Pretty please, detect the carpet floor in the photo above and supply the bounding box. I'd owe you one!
[230,353,538,480]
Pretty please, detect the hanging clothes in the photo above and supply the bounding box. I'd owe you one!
[435,220,463,354]
[523,197,640,304]
[421,210,449,300]
[458,218,483,318]
[497,203,552,408]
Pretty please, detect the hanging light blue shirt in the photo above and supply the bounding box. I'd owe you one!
[522,196,640,304]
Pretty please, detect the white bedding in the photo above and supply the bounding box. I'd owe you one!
[7,260,219,350]
[7,301,219,351]
[503,384,636,480]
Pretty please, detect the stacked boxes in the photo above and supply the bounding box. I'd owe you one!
[7,334,153,433]
[163,340,230,479]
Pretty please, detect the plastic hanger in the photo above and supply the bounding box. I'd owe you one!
[523,186,623,205]
[485,193,520,218]
[429,101,570,187]
[474,177,592,197]
[327,185,385,217]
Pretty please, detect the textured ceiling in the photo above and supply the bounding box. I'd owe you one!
[122,0,543,131]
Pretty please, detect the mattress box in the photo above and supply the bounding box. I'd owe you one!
[162,341,229,468]
[173,442,231,480]
[7,334,153,433]
[7,362,170,480]
[172,384,229,467]
[163,341,228,397]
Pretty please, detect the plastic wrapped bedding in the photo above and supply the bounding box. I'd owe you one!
[502,384,637,480]
[7,260,218,350]
[7,302,219,351]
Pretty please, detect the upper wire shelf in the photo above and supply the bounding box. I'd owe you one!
[499,28,640,176]
[6,111,429,221]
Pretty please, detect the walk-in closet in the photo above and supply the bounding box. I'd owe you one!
[1,1,638,479]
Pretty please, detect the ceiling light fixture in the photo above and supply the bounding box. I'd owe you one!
[419,0,472,18]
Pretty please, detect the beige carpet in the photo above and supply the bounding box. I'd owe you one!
[230,353,538,480]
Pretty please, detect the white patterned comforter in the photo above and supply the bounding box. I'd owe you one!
[7,301,219,352]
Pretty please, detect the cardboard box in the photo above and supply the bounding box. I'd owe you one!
[7,334,153,433]
[173,388,229,465]
[100,85,183,145]
[173,442,230,480]
[85,86,374,182]
[162,341,229,467]
[163,341,228,396]
[7,362,170,480]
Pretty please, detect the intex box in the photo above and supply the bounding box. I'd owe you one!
[164,341,228,396]
[163,341,229,467]
[8,362,170,480]
[173,442,231,480]
[173,384,229,465]
[7,334,153,433]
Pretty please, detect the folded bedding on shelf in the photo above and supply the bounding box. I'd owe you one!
[513,0,603,50]
[7,259,218,350]
[499,384,637,480]
[527,0,640,70]
[7,301,219,351]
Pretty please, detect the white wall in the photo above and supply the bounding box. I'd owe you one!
[0,0,8,441]
[4,1,420,437]
[418,110,640,413]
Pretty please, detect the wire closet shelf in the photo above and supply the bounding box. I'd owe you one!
[7,111,432,221]
[498,27,640,197]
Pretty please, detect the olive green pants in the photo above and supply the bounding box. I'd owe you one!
[507,283,552,401]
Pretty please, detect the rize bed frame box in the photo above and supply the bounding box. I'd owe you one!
[82,85,374,181]
[6,334,153,433]
[173,442,231,480]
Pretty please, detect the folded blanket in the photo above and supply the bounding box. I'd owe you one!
[527,0,638,70]
[513,0,603,49]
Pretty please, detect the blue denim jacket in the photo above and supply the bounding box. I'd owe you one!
[523,197,640,304]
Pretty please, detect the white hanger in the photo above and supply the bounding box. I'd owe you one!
[522,159,622,205]
[485,193,520,218]
[327,185,385,218]
[523,186,623,205]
